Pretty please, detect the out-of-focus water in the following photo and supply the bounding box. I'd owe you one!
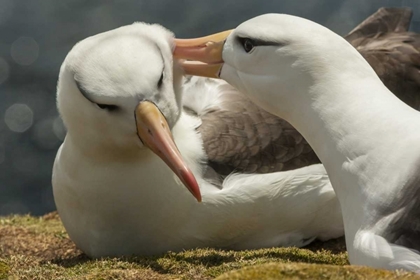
[1,0,419,215]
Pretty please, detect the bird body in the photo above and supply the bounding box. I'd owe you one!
[174,10,420,271]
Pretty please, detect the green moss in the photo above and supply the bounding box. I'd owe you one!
[0,214,416,279]
[215,262,420,280]
[0,260,9,279]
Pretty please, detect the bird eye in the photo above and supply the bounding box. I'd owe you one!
[242,39,255,53]
[96,103,118,111]
[157,72,164,88]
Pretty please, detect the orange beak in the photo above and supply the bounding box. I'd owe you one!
[135,101,201,202]
[173,30,233,78]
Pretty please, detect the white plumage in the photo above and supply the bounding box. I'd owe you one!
[174,13,420,272]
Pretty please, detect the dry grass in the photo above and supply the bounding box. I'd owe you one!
[0,213,419,279]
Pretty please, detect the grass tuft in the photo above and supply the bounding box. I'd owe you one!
[1,213,419,279]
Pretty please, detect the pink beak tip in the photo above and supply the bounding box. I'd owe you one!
[180,168,202,202]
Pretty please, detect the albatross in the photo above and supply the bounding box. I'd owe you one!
[52,22,343,257]
[174,12,420,272]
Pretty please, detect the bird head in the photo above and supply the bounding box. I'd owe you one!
[57,22,201,202]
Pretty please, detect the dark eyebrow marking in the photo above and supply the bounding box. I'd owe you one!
[237,37,287,47]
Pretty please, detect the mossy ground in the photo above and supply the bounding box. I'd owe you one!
[0,213,419,279]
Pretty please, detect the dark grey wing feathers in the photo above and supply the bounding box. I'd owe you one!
[345,7,413,47]
[185,80,319,176]
[344,7,420,110]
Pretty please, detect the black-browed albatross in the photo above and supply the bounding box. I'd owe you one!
[173,11,420,272]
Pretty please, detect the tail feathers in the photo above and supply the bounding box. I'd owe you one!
[220,164,344,241]
[354,230,420,272]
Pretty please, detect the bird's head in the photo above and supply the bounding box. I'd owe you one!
[173,13,370,118]
[57,22,201,201]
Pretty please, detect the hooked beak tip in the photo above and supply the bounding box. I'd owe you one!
[135,101,202,201]
[180,167,202,202]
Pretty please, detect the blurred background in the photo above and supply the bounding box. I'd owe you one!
[0,0,419,216]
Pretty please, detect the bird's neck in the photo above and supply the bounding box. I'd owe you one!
[60,121,202,214]
[63,110,206,196]
[285,72,420,239]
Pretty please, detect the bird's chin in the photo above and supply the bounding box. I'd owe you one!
[219,64,246,94]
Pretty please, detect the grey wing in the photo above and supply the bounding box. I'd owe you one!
[182,77,319,177]
[356,32,420,110]
[344,7,420,110]
[345,7,413,47]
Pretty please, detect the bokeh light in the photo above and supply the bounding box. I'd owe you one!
[11,37,39,66]
[4,103,34,133]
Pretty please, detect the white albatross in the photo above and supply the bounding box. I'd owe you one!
[174,13,420,272]
[52,22,343,257]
